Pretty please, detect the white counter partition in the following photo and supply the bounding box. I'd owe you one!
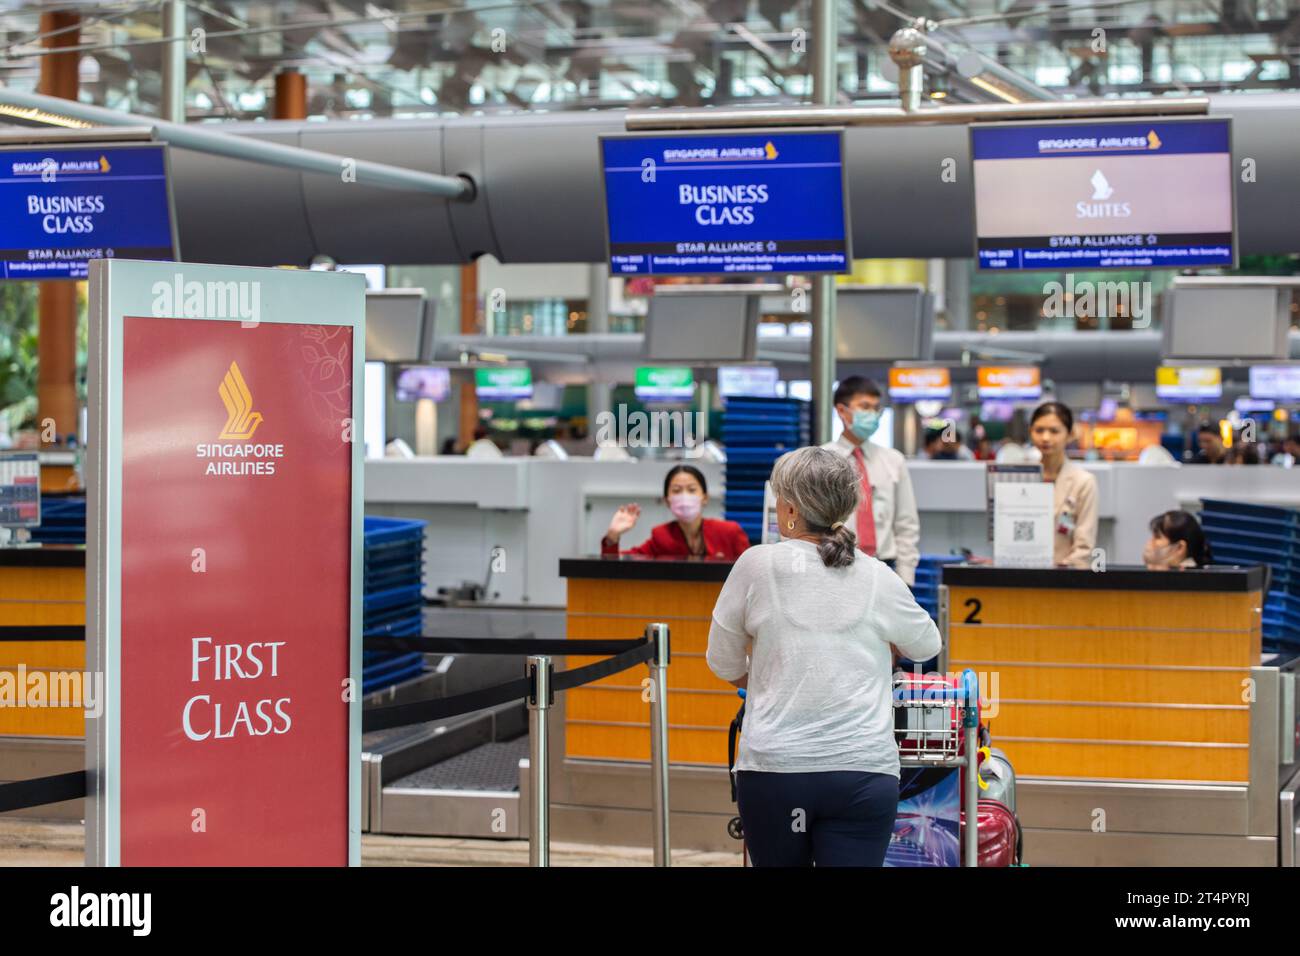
[367,456,1298,607]
[909,459,1299,568]
[365,457,727,607]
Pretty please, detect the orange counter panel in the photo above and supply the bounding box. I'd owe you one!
[0,563,86,737]
[948,583,1261,785]
[565,575,733,766]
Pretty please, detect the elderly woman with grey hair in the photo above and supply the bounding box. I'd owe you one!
[706,445,941,867]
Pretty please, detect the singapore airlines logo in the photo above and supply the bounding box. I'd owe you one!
[217,362,263,440]
[1090,169,1114,200]
[764,141,779,160]
[1147,129,1162,150]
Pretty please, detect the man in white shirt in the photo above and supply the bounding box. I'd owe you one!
[820,376,921,586]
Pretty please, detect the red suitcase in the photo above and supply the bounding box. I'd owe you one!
[960,797,1022,867]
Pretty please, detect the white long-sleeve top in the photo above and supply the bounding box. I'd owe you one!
[706,539,942,778]
[821,434,921,585]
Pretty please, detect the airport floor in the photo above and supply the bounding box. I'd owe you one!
[0,818,743,867]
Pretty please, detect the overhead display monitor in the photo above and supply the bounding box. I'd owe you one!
[888,367,952,402]
[635,366,695,403]
[395,366,451,402]
[475,367,533,400]
[1249,365,1300,401]
[1156,366,1221,402]
[836,287,933,361]
[971,117,1234,271]
[365,290,429,361]
[1162,282,1291,361]
[600,129,850,276]
[977,367,1042,400]
[718,365,779,398]
[0,142,178,280]
[643,287,763,361]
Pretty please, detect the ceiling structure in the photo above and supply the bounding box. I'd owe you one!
[0,1,1298,121]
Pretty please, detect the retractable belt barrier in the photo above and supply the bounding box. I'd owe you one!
[0,635,661,811]
[361,637,655,733]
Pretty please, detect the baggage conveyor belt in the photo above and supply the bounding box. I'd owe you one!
[362,607,563,839]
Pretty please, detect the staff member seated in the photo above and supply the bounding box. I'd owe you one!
[1143,510,1211,570]
[822,376,920,585]
[706,446,941,866]
[601,465,750,559]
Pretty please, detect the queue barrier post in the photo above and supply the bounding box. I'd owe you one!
[646,622,672,867]
[527,654,552,868]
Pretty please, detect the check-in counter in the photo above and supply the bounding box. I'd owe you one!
[942,564,1299,866]
[552,556,740,850]
[559,556,736,764]
[0,545,86,819]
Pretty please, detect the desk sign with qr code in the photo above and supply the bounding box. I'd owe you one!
[993,482,1054,568]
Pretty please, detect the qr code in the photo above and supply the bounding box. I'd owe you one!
[1013,520,1035,542]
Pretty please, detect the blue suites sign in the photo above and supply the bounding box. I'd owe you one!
[600,130,851,276]
[0,143,178,280]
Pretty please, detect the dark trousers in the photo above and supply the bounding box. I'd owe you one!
[735,769,898,867]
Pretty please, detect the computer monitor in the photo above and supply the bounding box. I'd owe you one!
[0,142,177,281]
[643,287,764,362]
[888,367,951,402]
[365,289,428,361]
[1249,365,1300,401]
[718,365,779,398]
[635,367,695,403]
[1156,366,1221,402]
[394,366,451,403]
[977,367,1042,400]
[475,367,533,401]
[971,117,1234,271]
[601,129,850,276]
[836,287,933,362]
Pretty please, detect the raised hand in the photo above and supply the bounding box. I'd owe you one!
[606,503,642,540]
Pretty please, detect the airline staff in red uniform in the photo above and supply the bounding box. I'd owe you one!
[601,465,750,559]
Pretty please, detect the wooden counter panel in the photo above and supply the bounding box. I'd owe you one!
[566,652,728,690]
[0,707,83,736]
[0,642,85,669]
[1001,739,1247,783]
[985,701,1249,744]
[0,567,85,603]
[568,615,712,652]
[567,686,742,726]
[566,722,729,765]
[567,578,724,619]
[0,563,86,736]
[950,627,1257,668]
[947,586,1261,633]
[949,663,1252,706]
[566,575,730,763]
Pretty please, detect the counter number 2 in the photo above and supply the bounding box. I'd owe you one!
[963,597,983,625]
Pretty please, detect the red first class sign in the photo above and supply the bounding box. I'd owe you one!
[118,315,353,865]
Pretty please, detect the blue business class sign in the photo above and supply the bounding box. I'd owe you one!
[0,143,177,281]
[600,130,850,276]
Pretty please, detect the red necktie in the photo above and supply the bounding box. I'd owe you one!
[852,446,878,556]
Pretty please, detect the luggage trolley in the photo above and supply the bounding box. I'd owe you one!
[894,668,982,868]
[726,668,983,867]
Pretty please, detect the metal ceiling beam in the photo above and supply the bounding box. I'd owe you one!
[0,86,474,199]
[625,94,1210,129]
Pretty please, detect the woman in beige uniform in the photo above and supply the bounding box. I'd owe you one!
[1029,401,1098,568]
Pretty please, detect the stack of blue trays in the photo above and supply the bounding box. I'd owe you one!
[1199,499,1300,650]
[363,516,427,693]
[28,495,86,544]
[721,397,810,543]
[913,554,965,622]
